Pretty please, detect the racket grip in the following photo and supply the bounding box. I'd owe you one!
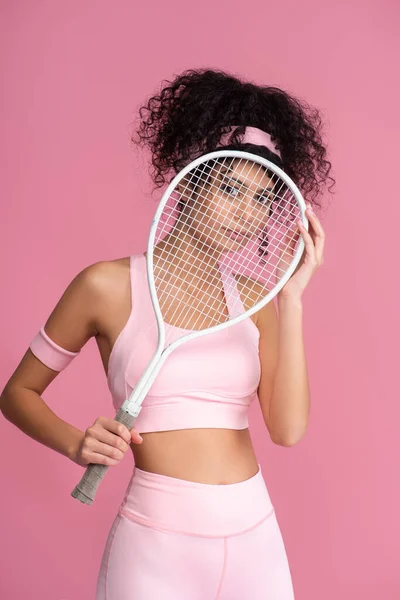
[70,407,138,505]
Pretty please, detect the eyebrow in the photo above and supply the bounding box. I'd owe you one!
[219,166,275,196]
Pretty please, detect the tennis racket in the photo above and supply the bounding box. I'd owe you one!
[71,149,308,505]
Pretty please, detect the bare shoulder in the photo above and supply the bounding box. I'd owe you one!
[80,257,131,334]
[81,256,130,295]
[1,257,132,397]
[37,256,132,344]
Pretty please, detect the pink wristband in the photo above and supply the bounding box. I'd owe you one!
[29,325,80,371]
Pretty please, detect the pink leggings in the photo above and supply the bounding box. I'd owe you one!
[96,463,295,599]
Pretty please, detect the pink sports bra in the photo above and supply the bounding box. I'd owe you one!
[107,254,261,433]
[30,253,261,433]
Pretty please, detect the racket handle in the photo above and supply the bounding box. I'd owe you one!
[70,407,138,505]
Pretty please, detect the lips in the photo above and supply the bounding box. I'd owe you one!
[223,227,250,241]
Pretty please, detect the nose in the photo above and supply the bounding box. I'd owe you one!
[232,194,255,223]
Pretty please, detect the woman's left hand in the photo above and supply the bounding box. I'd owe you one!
[276,202,326,300]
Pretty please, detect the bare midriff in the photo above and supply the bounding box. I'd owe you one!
[130,427,260,484]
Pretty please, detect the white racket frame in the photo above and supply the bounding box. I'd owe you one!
[70,149,308,504]
[119,149,308,419]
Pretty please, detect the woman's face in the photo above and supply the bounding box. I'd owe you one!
[179,158,275,252]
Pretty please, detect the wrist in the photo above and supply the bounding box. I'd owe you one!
[66,429,85,462]
[278,293,303,310]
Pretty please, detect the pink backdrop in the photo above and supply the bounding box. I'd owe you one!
[1,1,399,598]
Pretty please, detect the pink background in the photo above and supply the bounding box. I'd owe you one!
[1,1,399,598]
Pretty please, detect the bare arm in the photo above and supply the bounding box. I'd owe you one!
[256,294,310,447]
[0,262,120,462]
[0,262,141,464]
[268,296,310,446]
[1,383,86,461]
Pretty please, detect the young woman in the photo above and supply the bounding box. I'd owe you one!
[0,68,332,599]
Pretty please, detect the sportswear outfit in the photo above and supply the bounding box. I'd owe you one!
[30,253,295,599]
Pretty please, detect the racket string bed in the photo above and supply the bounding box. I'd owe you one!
[153,166,298,331]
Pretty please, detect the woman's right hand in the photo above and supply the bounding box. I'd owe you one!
[70,416,143,467]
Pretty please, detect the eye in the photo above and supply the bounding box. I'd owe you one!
[221,183,240,198]
[257,190,274,205]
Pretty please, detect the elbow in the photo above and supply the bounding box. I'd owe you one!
[0,384,21,420]
[271,436,297,448]
[271,434,301,447]
[0,388,9,414]
[0,389,13,420]
[272,436,299,448]
[269,426,308,447]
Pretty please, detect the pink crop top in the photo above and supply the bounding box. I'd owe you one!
[107,254,261,433]
[29,254,261,433]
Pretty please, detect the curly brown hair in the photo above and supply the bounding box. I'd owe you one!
[131,67,335,211]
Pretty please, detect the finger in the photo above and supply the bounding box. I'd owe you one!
[88,438,126,462]
[89,453,119,466]
[297,220,317,261]
[83,447,120,466]
[90,422,131,452]
[283,221,301,253]
[306,206,324,235]
[97,417,132,444]
[130,428,144,444]
[305,208,325,262]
